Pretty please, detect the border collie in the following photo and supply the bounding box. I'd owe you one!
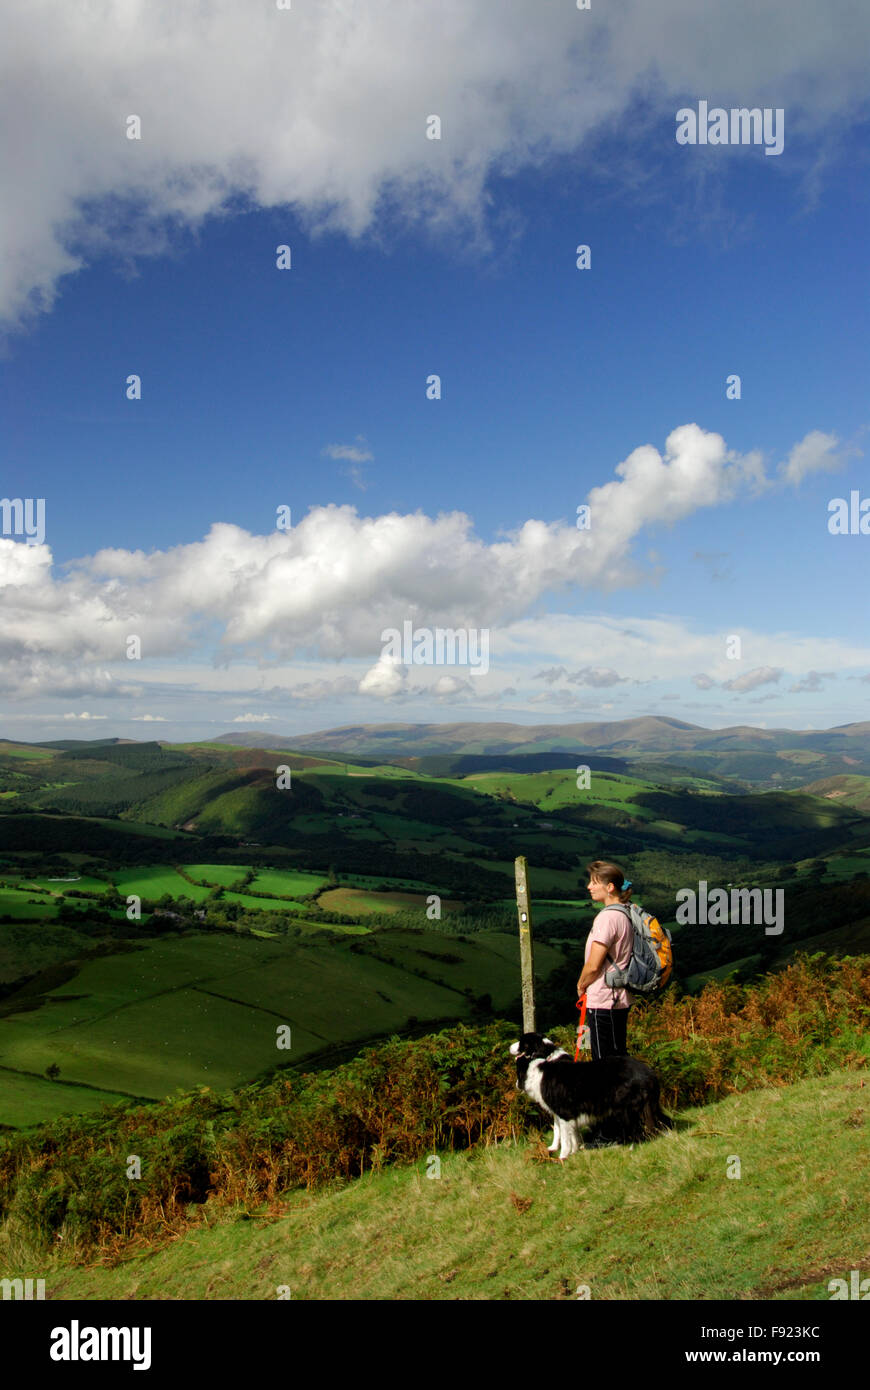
[509,1033,672,1160]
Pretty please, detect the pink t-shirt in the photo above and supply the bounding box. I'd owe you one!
[584,906,633,1009]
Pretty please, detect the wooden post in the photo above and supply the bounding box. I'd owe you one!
[514,855,536,1033]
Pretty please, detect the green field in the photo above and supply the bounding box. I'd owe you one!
[248,869,327,897]
[453,768,662,813]
[0,743,54,760]
[0,929,564,1126]
[820,853,870,880]
[0,920,99,985]
[317,887,462,915]
[221,892,307,913]
[181,863,253,886]
[0,888,58,919]
[17,875,111,895]
[112,867,212,901]
[0,1068,133,1128]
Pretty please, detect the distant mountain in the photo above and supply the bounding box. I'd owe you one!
[212,717,870,756]
[205,717,870,787]
[214,717,708,753]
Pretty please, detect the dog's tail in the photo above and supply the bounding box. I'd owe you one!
[642,1092,674,1136]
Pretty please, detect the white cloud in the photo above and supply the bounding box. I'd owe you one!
[533,667,569,684]
[565,668,632,688]
[789,670,836,693]
[322,440,374,464]
[0,655,142,700]
[777,430,845,485]
[0,424,865,714]
[62,711,107,720]
[431,674,473,697]
[532,665,629,687]
[232,712,274,723]
[0,424,788,669]
[131,713,167,721]
[358,656,407,698]
[2,2,868,328]
[721,666,783,693]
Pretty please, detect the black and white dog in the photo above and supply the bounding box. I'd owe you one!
[509,1033,672,1160]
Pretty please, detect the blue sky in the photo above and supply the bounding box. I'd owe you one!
[1,1,868,742]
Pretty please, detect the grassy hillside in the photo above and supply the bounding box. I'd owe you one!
[0,928,565,1127]
[2,955,866,1278]
[799,774,870,814]
[11,1065,866,1301]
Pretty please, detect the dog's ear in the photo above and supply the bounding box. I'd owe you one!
[509,1041,520,1056]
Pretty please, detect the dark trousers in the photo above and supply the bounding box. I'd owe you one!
[588,1006,630,1061]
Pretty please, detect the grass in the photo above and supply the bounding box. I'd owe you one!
[8,1065,867,1301]
[452,768,661,814]
[181,864,254,886]
[112,867,212,901]
[18,876,111,895]
[221,892,307,912]
[0,888,58,920]
[248,869,327,897]
[0,1068,134,1129]
[0,743,54,760]
[317,887,463,915]
[820,855,870,881]
[0,930,564,1126]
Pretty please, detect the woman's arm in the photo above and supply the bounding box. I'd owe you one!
[577,940,609,996]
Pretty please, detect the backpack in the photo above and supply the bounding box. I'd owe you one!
[601,902,673,998]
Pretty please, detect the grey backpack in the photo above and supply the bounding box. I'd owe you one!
[602,902,674,997]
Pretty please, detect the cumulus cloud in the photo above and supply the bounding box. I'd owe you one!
[1,424,784,669]
[721,666,783,693]
[0,417,844,695]
[62,711,107,720]
[232,712,274,723]
[322,440,374,464]
[777,431,845,486]
[565,668,631,688]
[358,656,407,698]
[0,655,142,700]
[131,714,167,721]
[533,665,629,687]
[2,1,868,328]
[431,674,473,697]
[0,424,860,707]
[584,425,767,580]
[789,670,836,693]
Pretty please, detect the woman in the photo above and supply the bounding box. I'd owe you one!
[576,859,634,1061]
